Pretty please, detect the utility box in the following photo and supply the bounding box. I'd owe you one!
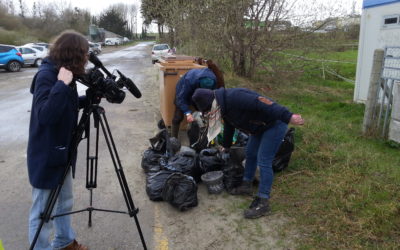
[155,56,206,130]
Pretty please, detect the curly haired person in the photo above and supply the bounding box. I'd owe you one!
[27,31,89,250]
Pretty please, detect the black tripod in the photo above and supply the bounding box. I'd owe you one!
[29,88,147,250]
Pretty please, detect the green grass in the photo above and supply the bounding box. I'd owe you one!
[225,49,400,249]
[258,49,358,84]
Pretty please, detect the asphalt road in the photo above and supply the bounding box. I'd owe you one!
[0,42,160,250]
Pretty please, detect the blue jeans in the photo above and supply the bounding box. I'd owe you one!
[243,121,288,199]
[28,170,76,250]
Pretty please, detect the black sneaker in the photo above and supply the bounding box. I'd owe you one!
[229,181,252,196]
[244,197,270,219]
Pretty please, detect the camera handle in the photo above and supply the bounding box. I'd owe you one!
[29,90,147,250]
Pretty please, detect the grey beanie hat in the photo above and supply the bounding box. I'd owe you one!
[192,88,215,112]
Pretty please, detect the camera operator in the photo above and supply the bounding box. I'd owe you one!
[27,31,89,250]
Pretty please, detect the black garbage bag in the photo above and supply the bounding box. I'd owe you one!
[187,121,208,152]
[146,170,174,201]
[141,148,166,173]
[161,173,198,211]
[272,127,295,172]
[149,129,168,153]
[149,128,181,156]
[229,146,246,164]
[222,164,244,192]
[169,137,181,155]
[222,150,245,192]
[160,151,198,176]
[198,148,225,173]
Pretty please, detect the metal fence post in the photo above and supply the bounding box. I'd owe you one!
[362,49,385,135]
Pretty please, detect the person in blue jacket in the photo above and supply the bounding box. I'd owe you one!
[171,60,224,138]
[192,88,304,219]
[27,31,88,250]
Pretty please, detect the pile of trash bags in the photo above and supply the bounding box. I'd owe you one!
[141,123,296,212]
[142,129,200,211]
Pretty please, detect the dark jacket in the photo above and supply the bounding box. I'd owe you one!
[175,68,217,114]
[214,88,293,148]
[27,58,80,189]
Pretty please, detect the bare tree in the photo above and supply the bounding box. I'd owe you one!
[128,4,138,37]
[141,0,171,38]
[142,0,355,81]
[4,0,15,15]
[18,0,26,18]
[159,0,298,77]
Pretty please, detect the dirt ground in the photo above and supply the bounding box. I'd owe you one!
[0,43,296,250]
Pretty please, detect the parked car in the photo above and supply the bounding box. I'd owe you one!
[0,44,24,72]
[24,42,50,50]
[151,44,171,64]
[34,42,50,49]
[23,44,48,57]
[105,37,121,46]
[89,42,102,55]
[17,46,44,67]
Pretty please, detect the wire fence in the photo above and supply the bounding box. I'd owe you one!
[277,51,356,84]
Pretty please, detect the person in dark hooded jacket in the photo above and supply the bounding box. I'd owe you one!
[171,60,224,138]
[27,31,88,250]
[192,88,304,219]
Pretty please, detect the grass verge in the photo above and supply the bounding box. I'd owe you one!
[225,49,400,249]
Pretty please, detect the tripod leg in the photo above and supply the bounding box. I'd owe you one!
[87,157,97,228]
[86,113,99,228]
[88,188,93,227]
[95,107,147,250]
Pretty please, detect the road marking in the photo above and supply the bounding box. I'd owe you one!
[0,239,4,250]
[154,205,169,250]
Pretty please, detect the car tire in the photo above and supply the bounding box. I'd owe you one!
[6,61,22,72]
[34,58,43,67]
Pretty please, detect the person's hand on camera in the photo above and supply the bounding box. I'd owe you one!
[289,114,304,125]
[186,113,194,123]
[58,67,73,85]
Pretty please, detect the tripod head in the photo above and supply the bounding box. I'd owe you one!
[76,52,141,104]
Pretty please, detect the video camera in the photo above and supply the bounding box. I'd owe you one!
[76,52,141,103]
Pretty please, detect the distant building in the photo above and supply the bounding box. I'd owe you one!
[89,25,105,43]
[354,0,400,102]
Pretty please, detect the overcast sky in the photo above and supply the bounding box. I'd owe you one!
[14,0,363,31]
[19,0,142,15]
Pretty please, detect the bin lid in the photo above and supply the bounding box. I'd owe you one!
[160,55,195,62]
[155,57,206,71]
